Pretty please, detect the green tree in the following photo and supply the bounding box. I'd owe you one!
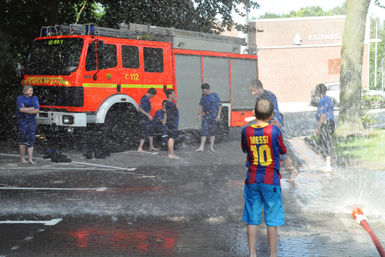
[336,0,371,136]
[99,0,259,34]
[258,4,346,19]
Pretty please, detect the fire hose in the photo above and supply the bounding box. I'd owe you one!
[352,208,385,257]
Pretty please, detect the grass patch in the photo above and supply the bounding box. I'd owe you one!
[334,129,385,164]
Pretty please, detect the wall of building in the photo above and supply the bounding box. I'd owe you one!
[249,16,369,103]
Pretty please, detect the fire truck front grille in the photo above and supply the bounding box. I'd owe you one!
[33,86,84,107]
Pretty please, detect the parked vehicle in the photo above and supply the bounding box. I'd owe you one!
[22,23,258,144]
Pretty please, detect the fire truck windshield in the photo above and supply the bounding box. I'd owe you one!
[26,38,84,75]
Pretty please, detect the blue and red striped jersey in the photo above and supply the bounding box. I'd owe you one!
[241,123,287,185]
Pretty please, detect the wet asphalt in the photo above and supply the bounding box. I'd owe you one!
[1,111,385,256]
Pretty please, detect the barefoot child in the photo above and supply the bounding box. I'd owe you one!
[137,88,158,152]
[165,89,180,159]
[17,85,40,164]
[241,97,287,257]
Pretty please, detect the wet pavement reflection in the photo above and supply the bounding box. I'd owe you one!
[1,123,385,256]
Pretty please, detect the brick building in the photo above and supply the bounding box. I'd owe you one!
[248,16,369,103]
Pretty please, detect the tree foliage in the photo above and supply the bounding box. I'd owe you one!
[0,0,259,140]
[258,4,346,19]
[98,0,258,34]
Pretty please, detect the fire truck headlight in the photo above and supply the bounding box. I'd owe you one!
[62,115,74,125]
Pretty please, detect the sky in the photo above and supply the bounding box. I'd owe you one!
[246,0,385,21]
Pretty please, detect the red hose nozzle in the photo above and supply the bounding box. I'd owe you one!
[352,207,367,224]
[352,207,364,219]
[352,207,385,257]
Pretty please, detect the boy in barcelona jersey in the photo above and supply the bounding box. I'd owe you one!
[241,97,287,257]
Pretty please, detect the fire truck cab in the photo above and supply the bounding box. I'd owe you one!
[22,23,258,144]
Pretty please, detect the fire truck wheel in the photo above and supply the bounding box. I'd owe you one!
[104,105,139,150]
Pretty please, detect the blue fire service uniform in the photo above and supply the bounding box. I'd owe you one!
[165,100,179,139]
[260,90,283,127]
[16,95,39,147]
[152,109,168,146]
[316,95,335,156]
[199,92,222,136]
[138,95,153,139]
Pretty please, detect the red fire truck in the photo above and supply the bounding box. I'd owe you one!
[22,23,258,145]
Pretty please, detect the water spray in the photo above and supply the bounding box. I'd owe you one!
[352,208,385,257]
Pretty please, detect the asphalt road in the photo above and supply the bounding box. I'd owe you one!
[1,109,385,256]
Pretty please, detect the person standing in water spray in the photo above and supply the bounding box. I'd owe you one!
[165,89,180,159]
[195,83,222,152]
[16,84,40,164]
[247,79,298,182]
[315,83,335,172]
[241,97,287,257]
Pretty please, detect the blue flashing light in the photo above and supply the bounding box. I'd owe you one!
[90,24,95,35]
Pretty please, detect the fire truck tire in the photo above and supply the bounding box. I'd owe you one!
[104,105,139,150]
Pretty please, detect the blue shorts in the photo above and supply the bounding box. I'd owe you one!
[18,119,36,147]
[242,183,285,227]
[139,118,153,139]
[201,118,217,136]
[166,121,178,139]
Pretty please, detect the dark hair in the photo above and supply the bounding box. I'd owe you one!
[165,89,174,98]
[254,97,274,120]
[201,83,210,90]
[147,88,157,95]
[250,79,263,89]
[162,100,167,105]
[316,83,327,96]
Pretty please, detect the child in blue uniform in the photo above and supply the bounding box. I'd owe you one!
[165,89,179,159]
[195,83,222,152]
[137,88,158,152]
[17,85,40,164]
[241,97,287,257]
[315,83,335,171]
[152,100,168,149]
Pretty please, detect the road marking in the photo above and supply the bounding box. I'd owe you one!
[0,167,125,171]
[0,218,62,226]
[0,186,108,192]
[71,161,137,171]
[11,245,20,250]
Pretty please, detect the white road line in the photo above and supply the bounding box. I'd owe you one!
[0,167,121,171]
[0,186,108,192]
[71,161,137,171]
[0,218,62,226]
